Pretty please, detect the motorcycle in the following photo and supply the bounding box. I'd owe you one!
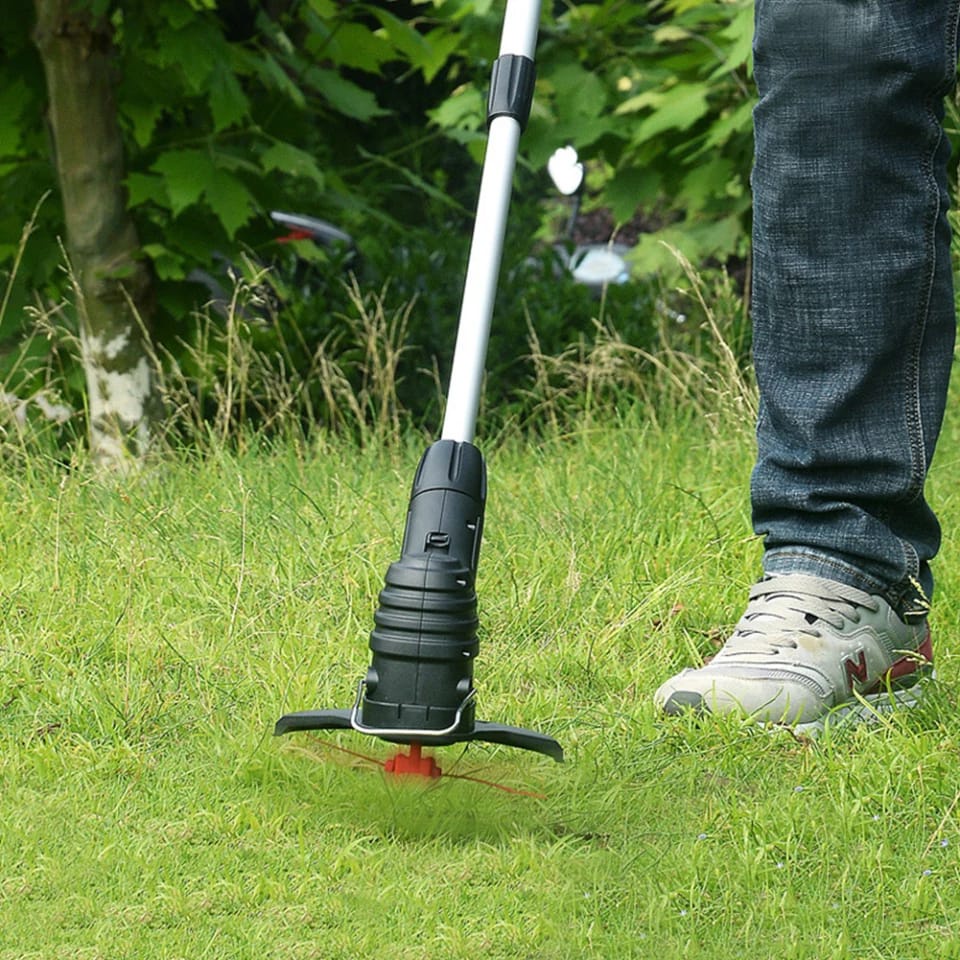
[185,210,356,319]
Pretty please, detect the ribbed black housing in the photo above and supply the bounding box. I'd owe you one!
[360,440,485,740]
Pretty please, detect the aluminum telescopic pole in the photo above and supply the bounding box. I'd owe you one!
[440,0,542,444]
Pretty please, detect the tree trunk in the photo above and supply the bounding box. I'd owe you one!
[33,0,156,464]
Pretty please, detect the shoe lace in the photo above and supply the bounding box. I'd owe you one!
[730,574,880,651]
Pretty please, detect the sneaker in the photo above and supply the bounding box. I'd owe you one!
[654,573,933,734]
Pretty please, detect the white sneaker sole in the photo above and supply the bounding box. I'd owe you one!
[781,673,934,738]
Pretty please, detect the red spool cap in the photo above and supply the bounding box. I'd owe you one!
[384,742,442,779]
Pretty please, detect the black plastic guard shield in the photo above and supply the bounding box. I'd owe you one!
[273,708,563,764]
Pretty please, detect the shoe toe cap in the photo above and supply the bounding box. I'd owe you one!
[660,689,709,716]
[656,669,823,723]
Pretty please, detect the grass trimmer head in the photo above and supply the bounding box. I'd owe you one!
[274,0,562,778]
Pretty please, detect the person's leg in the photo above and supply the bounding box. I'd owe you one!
[655,0,959,728]
[751,0,958,612]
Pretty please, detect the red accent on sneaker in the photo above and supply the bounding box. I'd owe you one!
[843,650,869,690]
[275,228,314,243]
[883,626,933,684]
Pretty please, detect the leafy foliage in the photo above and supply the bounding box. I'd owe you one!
[1,0,755,434]
[3,2,465,330]
[428,0,756,273]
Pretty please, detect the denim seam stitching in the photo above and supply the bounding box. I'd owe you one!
[895,1,960,584]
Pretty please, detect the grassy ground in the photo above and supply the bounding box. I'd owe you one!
[3,378,960,959]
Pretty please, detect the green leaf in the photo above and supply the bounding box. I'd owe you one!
[205,152,261,177]
[151,149,255,238]
[700,98,754,150]
[369,9,460,84]
[428,84,485,132]
[606,167,662,225]
[629,227,697,276]
[355,147,470,216]
[0,79,28,156]
[623,83,711,142]
[208,60,250,132]
[260,142,325,189]
[125,103,165,149]
[550,62,608,122]
[157,0,199,29]
[151,150,215,216]
[322,22,393,73]
[629,214,744,275]
[157,20,224,93]
[615,88,660,116]
[305,68,389,121]
[305,0,338,16]
[418,31,462,85]
[125,173,168,209]
[370,8,431,64]
[530,60,615,159]
[653,25,691,43]
[203,172,254,239]
[142,243,186,280]
[258,53,307,109]
[679,155,734,213]
[720,3,755,74]
[665,0,719,13]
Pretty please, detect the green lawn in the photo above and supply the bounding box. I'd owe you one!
[3,388,960,959]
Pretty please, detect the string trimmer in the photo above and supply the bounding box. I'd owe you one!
[275,0,562,778]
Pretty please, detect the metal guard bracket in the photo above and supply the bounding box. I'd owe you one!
[349,679,477,739]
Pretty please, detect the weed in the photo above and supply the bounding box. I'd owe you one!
[519,256,755,439]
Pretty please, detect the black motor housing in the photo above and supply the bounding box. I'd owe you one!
[360,439,484,741]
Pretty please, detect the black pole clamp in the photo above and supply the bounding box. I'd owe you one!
[487,54,536,130]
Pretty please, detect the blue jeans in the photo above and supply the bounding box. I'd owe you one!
[750,0,960,613]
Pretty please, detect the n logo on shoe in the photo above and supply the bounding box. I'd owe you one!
[844,650,868,690]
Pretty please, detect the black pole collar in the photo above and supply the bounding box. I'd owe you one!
[487,54,536,130]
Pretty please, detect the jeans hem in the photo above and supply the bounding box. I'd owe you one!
[762,548,932,621]
[762,548,888,596]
